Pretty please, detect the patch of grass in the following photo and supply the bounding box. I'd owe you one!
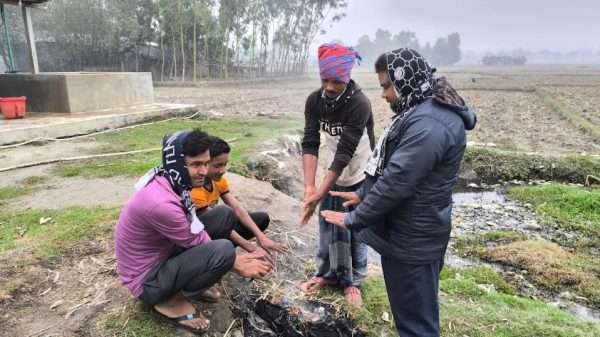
[352,268,600,337]
[453,230,526,258]
[55,153,161,178]
[0,207,119,258]
[20,175,50,186]
[0,177,50,204]
[0,186,25,201]
[486,240,600,307]
[54,117,303,178]
[508,184,600,245]
[482,231,526,242]
[104,308,178,337]
[462,146,600,184]
[303,262,316,276]
[441,266,516,295]
[439,275,600,337]
[351,276,397,336]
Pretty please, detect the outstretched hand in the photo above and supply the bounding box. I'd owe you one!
[258,236,289,255]
[300,190,321,225]
[329,191,361,208]
[233,252,273,279]
[320,210,347,230]
[249,246,276,265]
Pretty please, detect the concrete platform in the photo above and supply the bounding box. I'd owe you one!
[0,103,198,145]
[0,72,154,113]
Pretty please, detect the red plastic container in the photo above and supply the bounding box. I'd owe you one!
[0,96,27,119]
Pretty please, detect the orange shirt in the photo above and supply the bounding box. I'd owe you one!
[190,177,230,210]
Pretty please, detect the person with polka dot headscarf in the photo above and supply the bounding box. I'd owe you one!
[321,48,477,337]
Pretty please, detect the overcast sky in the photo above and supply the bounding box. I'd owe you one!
[316,0,600,52]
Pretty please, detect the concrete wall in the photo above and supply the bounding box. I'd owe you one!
[0,72,154,113]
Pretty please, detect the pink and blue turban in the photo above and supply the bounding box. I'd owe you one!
[318,43,361,84]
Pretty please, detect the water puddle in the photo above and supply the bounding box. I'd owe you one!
[368,250,477,269]
[552,300,600,322]
[452,190,507,205]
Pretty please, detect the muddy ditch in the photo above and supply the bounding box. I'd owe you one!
[447,188,600,322]
[442,254,600,322]
[246,135,600,204]
[450,185,588,247]
[244,132,309,200]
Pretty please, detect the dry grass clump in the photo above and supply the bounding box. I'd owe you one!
[486,240,600,306]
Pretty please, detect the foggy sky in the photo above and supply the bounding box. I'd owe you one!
[316,0,600,52]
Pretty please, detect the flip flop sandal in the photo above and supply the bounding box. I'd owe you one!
[150,307,210,334]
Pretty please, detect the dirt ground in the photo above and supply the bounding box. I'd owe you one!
[1,66,599,336]
[544,86,600,126]
[5,176,135,211]
[460,89,598,153]
[158,67,600,155]
[357,69,600,154]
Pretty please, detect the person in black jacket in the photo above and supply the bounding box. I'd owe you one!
[322,48,476,336]
[299,43,375,307]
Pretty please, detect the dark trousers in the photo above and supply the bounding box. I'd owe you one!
[139,239,236,307]
[199,205,270,242]
[381,256,443,337]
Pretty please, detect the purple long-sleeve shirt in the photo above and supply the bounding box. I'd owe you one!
[115,176,211,297]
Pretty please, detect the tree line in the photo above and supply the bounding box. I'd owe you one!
[481,54,527,66]
[354,29,462,67]
[0,0,347,80]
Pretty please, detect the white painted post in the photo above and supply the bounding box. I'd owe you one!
[21,4,39,73]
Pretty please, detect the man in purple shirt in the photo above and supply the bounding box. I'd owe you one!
[115,130,272,333]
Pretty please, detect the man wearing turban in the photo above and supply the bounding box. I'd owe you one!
[299,43,375,307]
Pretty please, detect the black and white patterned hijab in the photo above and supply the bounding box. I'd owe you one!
[365,49,436,177]
[384,48,436,115]
[134,131,205,234]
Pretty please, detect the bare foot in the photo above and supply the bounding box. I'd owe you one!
[201,286,221,302]
[154,293,210,331]
[299,276,336,293]
[344,286,363,307]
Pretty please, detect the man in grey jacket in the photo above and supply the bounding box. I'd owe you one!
[322,48,476,337]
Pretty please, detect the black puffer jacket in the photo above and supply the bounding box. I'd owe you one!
[346,97,476,264]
